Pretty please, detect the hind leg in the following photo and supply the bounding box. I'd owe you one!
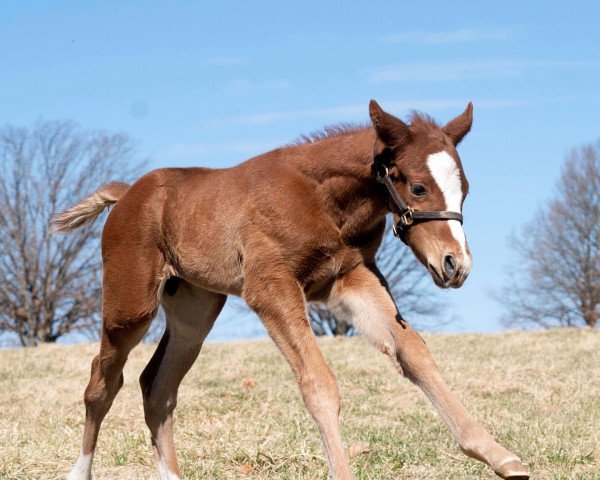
[68,247,164,480]
[140,279,226,480]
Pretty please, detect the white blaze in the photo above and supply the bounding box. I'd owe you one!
[426,151,470,266]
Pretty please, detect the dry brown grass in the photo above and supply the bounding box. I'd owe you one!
[1,329,599,480]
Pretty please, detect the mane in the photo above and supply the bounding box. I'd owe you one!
[408,111,440,132]
[289,112,439,147]
[291,122,370,146]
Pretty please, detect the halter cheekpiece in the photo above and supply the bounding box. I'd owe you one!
[373,154,464,244]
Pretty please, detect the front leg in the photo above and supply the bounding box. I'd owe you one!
[243,263,355,480]
[327,264,529,479]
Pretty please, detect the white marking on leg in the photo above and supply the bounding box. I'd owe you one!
[426,151,471,270]
[67,450,93,480]
[157,457,181,480]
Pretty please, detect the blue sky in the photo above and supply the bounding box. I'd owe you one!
[2,1,599,340]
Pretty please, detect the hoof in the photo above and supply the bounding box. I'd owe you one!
[494,458,529,479]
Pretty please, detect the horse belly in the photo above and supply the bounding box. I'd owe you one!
[171,224,244,296]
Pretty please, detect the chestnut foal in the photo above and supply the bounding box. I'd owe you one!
[53,101,528,479]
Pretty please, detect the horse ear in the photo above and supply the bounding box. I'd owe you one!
[369,100,411,147]
[443,102,473,146]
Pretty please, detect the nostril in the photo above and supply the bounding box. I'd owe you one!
[443,255,457,280]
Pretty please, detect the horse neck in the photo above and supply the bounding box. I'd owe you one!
[291,127,389,236]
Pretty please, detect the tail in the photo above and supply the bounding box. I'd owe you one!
[50,181,130,233]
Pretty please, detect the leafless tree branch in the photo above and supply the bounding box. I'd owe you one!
[497,140,600,329]
[0,120,143,346]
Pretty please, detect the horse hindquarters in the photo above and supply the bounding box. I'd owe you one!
[69,201,166,479]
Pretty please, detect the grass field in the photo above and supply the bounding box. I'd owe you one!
[0,329,598,480]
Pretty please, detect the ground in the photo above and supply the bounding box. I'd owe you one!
[0,329,598,480]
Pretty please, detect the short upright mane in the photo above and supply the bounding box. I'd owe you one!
[291,122,370,146]
[408,111,440,132]
[291,112,439,147]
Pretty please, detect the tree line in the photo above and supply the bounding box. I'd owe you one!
[0,120,597,347]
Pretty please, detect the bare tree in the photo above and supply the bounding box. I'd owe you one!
[0,120,142,346]
[309,218,445,336]
[498,140,600,329]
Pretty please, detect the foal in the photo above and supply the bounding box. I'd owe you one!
[53,100,529,479]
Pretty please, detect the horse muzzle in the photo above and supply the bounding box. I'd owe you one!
[428,253,472,289]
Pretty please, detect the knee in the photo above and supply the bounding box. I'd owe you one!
[83,356,102,406]
[394,328,438,381]
[299,368,341,415]
[83,355,124,411]
[399,354,438,385]
[84,379,105,412]
[84,376,124,408]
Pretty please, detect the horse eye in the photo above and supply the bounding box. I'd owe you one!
[411,184,427,197]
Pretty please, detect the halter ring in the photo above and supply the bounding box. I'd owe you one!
[400,207,414,226]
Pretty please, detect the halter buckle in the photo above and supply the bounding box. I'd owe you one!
[399,207,414,226]
[392,207,414,241]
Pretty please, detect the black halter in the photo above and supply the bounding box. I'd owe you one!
[373,157,464,244]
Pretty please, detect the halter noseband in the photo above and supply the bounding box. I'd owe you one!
[373,157,464,244]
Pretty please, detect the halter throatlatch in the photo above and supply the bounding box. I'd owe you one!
[373,160,464,244]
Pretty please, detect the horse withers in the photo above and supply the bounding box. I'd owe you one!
[52,100,528,480]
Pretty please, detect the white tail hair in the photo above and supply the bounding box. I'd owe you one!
[50,182,130,233]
